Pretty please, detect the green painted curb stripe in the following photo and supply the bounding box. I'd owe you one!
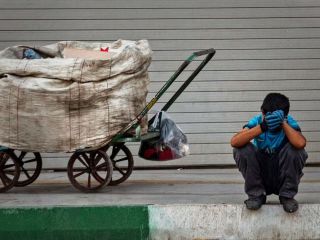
[0,206,149,240]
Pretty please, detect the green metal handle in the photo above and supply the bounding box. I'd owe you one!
[161,49,216,111]
[194,48,216,57]
[115,48,216,135]
[145,48,216,116]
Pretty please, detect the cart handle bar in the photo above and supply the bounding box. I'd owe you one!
[117,48,216,135]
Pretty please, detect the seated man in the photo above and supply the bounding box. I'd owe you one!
[230,93,308,213]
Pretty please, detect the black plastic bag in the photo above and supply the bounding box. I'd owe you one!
[139,111,189,161]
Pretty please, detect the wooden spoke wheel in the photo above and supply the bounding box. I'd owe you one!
[67,150,113,192]
[0,151,20,193]
[105,144,134,186]
[10,151,42,187]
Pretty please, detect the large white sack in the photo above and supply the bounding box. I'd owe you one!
[0,40,151,152]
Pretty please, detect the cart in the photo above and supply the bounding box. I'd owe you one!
[0,48,215,193]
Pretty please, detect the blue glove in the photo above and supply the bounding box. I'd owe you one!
[265,110,285,130]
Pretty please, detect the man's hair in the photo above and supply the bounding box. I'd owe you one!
[261,93,290,116]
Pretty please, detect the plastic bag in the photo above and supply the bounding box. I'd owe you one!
[139,112,190,161]
[23,49,42,59]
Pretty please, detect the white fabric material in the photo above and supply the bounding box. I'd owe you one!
[0,40,151,152]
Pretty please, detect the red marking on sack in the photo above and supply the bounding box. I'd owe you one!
[100,47,109,52]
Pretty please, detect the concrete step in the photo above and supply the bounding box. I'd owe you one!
[149,204,320,240]
[0,204,319,240]
[1,168,319,239]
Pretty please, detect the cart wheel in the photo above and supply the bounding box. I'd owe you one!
[67,150,113,192]
[105,144,134,186]
[11,151,42,187]
[0,151,20,193]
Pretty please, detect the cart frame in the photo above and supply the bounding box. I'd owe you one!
[0,48,216,193]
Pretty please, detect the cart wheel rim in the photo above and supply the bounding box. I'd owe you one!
[12,151,42,187]
[67,150,112,192]
[105,144,134,186]
[0,151,20,193]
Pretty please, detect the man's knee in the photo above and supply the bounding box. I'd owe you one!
[280,143,308,162]
[233,143,256,170]
[233,143,256,160]
[279,143,308,171]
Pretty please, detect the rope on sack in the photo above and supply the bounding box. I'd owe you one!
[77,81,81,148]
[8,84,12,148]
[16,79,25,146]
[69,87,72,150]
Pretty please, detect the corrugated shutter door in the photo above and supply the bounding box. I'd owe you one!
[0,0,319,168]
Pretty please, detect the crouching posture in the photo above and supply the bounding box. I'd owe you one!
[231,93,308,213]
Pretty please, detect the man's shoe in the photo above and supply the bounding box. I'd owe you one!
[279,196,299,213]
[244,195,266,210]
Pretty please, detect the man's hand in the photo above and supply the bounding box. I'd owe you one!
[265,110,285,130]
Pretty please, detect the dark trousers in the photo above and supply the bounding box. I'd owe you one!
[233,143,308,198]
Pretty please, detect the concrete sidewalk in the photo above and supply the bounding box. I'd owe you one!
[0,167,319,206]
[1,168,320,240]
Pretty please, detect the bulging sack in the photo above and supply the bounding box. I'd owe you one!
[139,111,190,161]
[0,40,152,152]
